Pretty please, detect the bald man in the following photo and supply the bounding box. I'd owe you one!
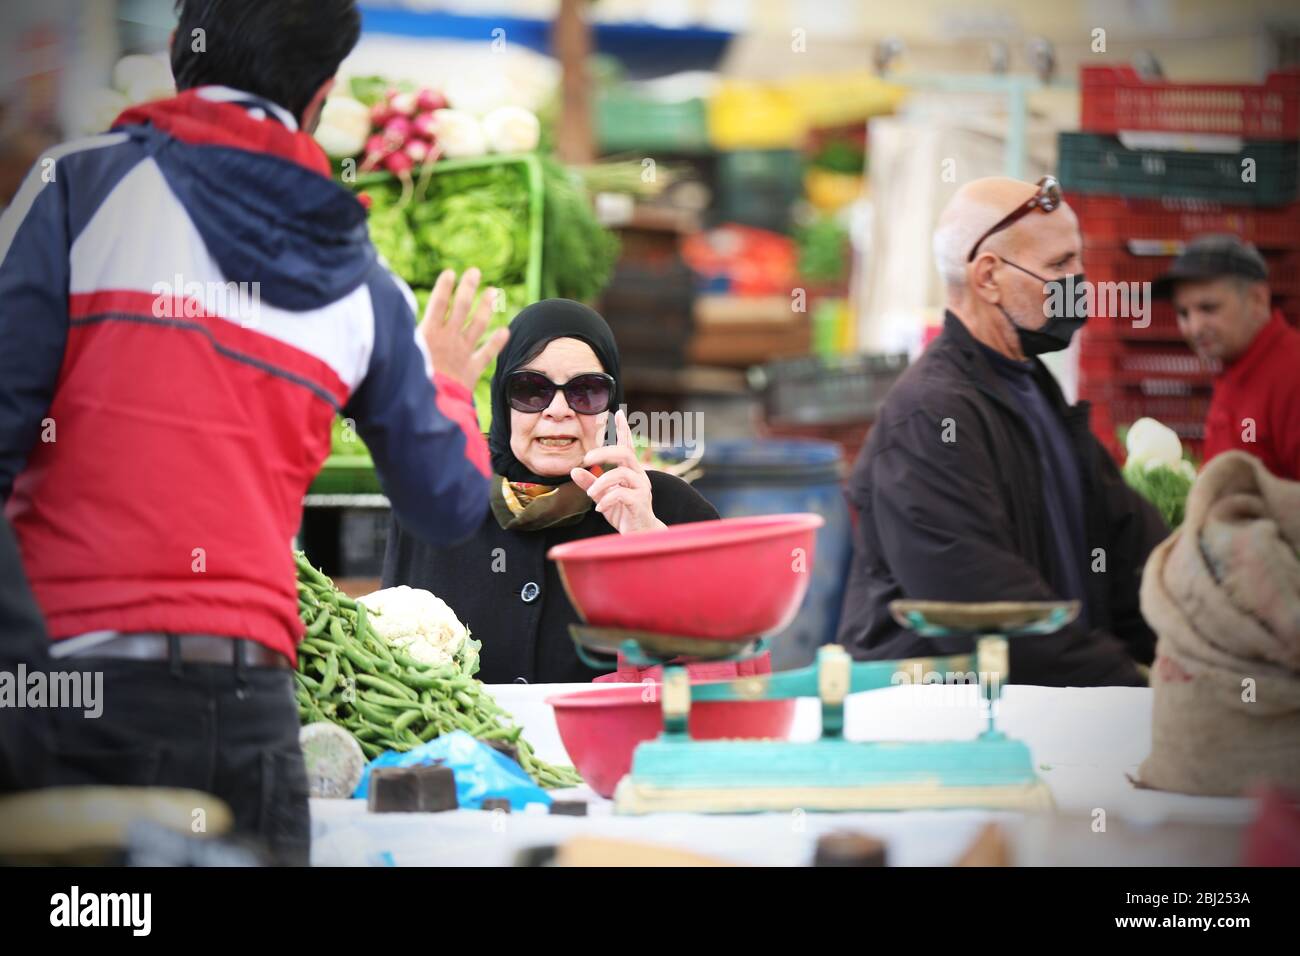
[836,177,1167,686]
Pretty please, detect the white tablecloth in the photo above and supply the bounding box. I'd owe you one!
[309,683,1255,866]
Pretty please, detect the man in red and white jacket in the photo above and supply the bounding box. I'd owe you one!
[0,0,505,861]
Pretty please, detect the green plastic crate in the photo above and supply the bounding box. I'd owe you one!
[352,151,544,301]
[716,148,804,233]
[1059,132,1299,206]
[596,94,711,154]
[307,454,383,495]
[310,153,544,495]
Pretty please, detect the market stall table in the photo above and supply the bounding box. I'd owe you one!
[309,683,1254,866]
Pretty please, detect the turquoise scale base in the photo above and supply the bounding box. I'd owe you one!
[615,733,1053,814]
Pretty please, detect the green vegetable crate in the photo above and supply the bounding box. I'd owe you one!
[715,149,804,233]
[310,153,545,495]
[359,151,545,303]
[1058,132,1300,206]
[595,93,711,154]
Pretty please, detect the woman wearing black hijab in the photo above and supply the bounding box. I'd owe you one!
[382,298,718,684]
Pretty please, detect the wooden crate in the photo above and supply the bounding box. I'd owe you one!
[688,294,811,367]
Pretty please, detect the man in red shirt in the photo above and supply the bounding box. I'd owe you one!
[1155,234,1300,481]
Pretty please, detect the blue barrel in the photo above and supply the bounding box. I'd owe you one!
[684,439,851,671]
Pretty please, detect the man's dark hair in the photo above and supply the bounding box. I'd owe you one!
[170,0,361,122]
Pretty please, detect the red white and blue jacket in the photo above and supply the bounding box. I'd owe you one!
[0,87,491,660]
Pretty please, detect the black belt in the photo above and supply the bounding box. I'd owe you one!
[63,633,290,669]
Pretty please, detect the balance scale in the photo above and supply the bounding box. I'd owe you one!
[571,600,1078,815]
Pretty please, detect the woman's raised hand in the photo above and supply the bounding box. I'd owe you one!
[570,408,665,535]
[419,268,510,391]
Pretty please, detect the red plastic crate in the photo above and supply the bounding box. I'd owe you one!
[1081,65,1300,139]
[1090,429,1206,467]
[1068,194,1300,250]
[1085,384,1210,465]
[1089,409,1205,446]
[1079,382,1212,428]
[1086,301,1183,341]
[1078,334,1220,386]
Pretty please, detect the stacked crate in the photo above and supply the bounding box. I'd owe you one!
[1060,65,1300,462]
[748,352,909,465]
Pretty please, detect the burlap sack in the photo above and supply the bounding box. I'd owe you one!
[1135,451,1300,796]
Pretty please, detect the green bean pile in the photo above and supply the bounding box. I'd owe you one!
[293,551,582,789]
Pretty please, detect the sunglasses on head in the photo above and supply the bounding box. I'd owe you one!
[505,370,616,415]
[966,175,1063,262]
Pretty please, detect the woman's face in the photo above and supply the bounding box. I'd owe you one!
[508,337,609,477]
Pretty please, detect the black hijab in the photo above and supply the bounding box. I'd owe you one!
[488,298,623,485]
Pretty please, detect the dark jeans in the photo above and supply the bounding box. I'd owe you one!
[44,657,310,865]
[0,656,52,793]
[1,513,53,793]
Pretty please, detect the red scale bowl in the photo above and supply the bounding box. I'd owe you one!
[547,683,797,798]
[547,513,824,643]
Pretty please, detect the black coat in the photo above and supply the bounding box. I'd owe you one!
[383,471,719,684]
[835,312,1169,687]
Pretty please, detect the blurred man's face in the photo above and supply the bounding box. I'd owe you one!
[1173,278,1269,363]
[992,203,1083,332]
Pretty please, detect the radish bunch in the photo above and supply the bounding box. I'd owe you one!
[361,87,450,199]
[348,84,541,205]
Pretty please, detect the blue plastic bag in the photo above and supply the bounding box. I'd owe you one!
[353,730,551,811]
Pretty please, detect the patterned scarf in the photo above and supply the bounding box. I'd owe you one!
[489,476,594,531]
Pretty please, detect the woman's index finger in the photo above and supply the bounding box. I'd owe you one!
[616,406,635,449]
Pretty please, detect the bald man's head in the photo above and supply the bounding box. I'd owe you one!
[933,177,1080,292]
[930,176,1085,359]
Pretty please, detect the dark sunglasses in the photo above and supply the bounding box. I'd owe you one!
[505,370,616,415]
[966,175,1063,262]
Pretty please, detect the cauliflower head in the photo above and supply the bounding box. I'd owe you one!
[357,586,469,667]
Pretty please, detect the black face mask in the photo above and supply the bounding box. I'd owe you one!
[998,258,1089,355]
